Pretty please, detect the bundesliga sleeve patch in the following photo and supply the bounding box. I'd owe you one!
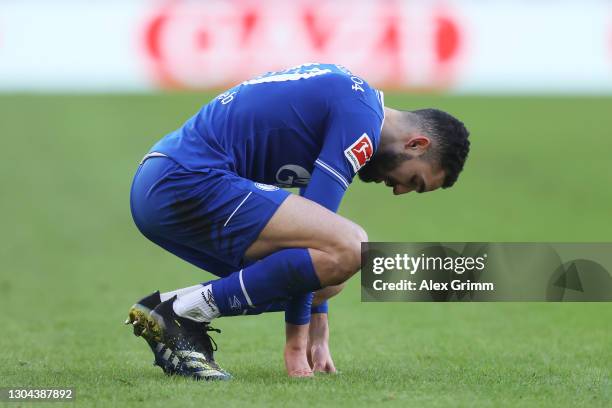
[344,133,374,172]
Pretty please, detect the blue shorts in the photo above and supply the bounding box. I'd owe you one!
[130,154,290,277]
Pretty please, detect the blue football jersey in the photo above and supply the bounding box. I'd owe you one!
[150,63,385,190]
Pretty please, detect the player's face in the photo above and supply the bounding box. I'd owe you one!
[358,151,446,195]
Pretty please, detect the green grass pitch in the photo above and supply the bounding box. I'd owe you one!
[0,93,610,407]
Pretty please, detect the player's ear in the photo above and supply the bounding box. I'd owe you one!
[404,135,431,156]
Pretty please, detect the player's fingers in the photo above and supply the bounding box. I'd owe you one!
[325,360,337,373]
[313,358,336,373]
[288,368,314,378]
[313,360,325,373]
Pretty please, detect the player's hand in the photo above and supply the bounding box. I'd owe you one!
[307,312,337,374]
[309,341,337,373]
[284,323,313,377]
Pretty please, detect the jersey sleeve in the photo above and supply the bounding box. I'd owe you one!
[314,97,383,190]
[301,166,346,212]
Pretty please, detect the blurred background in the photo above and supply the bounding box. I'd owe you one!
[2,0,612,93]
[0,0,610,406]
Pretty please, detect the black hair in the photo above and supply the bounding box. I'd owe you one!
[411,108,470,188]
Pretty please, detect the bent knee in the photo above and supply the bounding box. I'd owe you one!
[354,224,368,244]
[313,283,346,305]
[325,223,368,284]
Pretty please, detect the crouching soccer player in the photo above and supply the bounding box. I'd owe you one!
[126,63,470,379]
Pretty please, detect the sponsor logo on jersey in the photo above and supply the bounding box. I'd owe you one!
[254,182,280,191]
[275,164,311,187]
[344,133,374,172]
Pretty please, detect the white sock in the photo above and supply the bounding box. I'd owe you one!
[160,284,203,302]
[172,284,221,322]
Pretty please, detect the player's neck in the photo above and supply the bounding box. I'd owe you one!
[380,107,405,150]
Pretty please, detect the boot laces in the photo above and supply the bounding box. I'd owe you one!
[203,325,221,352]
